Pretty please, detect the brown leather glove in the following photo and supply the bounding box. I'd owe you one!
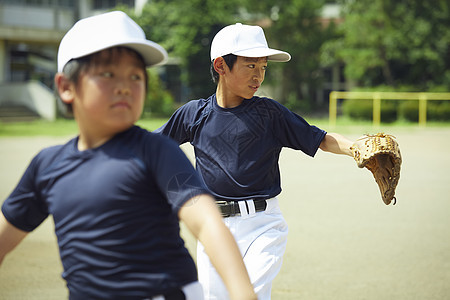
[351,133,402,205]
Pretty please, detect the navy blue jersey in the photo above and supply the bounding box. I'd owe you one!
[2,126,209,299]
[154,95,327,201]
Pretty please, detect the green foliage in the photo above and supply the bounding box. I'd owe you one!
[144,69,175,117]
[136,0,242,59]
[284,92,312,113]
[242,0,338,110]
[428,102,450,121]
[119,0,243,99]
[119,1,337,104]
[343,97,450,123]
[350,85,419,93]
[327,0,450,89]
[116,1,449,111]
[399,100,450,122]
[398,101,419,122]
[341,86,450,122]
[342,99,397,123]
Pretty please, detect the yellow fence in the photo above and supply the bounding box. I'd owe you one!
[329,91,450,127]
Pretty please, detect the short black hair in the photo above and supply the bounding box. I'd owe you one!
[210,54,238,84]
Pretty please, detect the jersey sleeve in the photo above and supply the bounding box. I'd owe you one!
[1,153,49,232]
[146,134,210,213]
[152,104,192,144]
[271,99,327,157]
[153,99,207,145]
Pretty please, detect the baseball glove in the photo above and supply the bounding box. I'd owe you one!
[350,133,402,205]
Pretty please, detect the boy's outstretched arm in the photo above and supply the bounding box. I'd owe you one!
[179,194,257,300]
[0,212,28,265]
[319,132,354,156]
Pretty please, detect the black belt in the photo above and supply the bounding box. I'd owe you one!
[217,199,267,217]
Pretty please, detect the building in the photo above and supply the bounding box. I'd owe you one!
[0,0,144,121]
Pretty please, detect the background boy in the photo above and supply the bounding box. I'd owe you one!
[0,13,256,300]
[154,23,356,299]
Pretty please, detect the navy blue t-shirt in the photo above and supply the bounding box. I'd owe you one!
[2,126,209,299]
[154,95,327,201]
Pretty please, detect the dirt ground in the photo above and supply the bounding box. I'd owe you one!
[1,126,450,299]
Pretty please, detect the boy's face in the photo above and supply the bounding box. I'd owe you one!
[71,48,146,135]
[223,56,267,100]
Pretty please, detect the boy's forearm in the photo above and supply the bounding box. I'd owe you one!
[0,213,28,266]
[179,195,257,300]
[198,217,257,300]
[319,133,353,156]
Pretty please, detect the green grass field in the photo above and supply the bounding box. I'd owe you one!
[1,116,448,137]
[0,118,167,137]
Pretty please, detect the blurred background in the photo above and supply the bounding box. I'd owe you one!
[1,2,449,299]
[0,0,448,123]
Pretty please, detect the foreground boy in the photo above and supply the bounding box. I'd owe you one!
[155,23,357,299]
[0,13,256,300]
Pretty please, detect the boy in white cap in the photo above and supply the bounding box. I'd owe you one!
[154,23,357,299]
[0,13,256,300]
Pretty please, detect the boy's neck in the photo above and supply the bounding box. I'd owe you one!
[76,124,129,151]
[215,85,244,109]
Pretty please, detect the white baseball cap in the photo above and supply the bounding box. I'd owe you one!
[210,23,291,62]
[57,11,168,72]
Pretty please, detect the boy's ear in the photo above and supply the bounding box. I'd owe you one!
[213,57,226,75]
[54,73,75,104]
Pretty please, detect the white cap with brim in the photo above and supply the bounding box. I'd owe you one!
[210,23,291,62]
[57,11,168,72]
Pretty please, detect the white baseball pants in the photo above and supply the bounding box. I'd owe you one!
[197,198,289,300]
[150,281,203,300]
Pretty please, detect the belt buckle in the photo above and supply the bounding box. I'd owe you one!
[216,200,239,218]
[216,200,232,218]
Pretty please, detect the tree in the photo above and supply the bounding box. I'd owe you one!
[119,1,336,111]
[323,0,450,89]
[120,0,243,100]
[243,0,337,111]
